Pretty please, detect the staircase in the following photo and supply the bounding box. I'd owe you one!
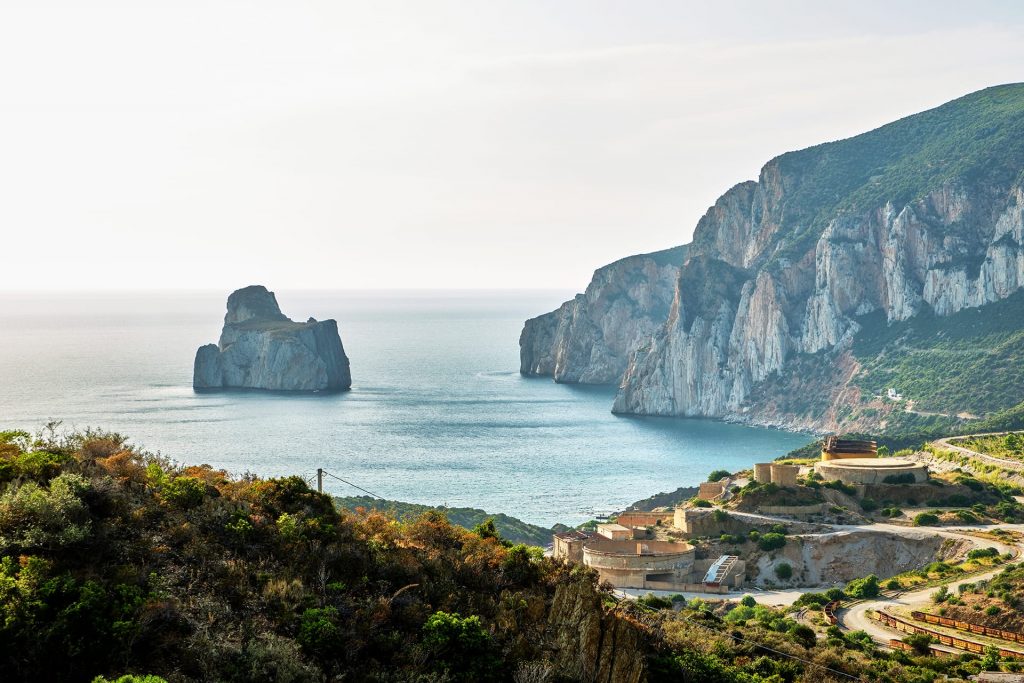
[703,555,739,586]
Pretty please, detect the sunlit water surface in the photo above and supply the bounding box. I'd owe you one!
[0,291,809,526]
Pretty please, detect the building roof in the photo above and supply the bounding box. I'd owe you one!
[553,530,591,542]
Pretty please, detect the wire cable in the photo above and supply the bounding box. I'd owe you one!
[320,469,386,499]
[675,612,861,681]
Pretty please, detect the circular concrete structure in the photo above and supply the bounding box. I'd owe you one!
[815,457,928,485]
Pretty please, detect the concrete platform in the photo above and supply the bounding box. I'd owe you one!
[815,457,928,485]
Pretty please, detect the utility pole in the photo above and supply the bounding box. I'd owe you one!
[317,468,323,494]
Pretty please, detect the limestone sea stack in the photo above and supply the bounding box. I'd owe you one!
[193,285,351,392]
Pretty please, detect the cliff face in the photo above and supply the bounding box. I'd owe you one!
[520,246,685,384]
[612,84,1024,429]
[193,286,351,392]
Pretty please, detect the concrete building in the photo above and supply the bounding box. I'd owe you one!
[596,523,632,541]
[552,530,590,562]
[816,457,928,485]
[753,463,772,483]
[769,464,799,487]
[582,539,696,588]
[615,511,674,528]
[697,480,726,500]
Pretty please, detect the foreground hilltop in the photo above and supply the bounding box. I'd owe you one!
[523,83,1024,435]
[1,426,1011,682]
[193,285,351,392]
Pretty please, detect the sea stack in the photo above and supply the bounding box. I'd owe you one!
[193,285,351,392]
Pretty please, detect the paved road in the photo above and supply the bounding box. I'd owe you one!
[932,432,1024,472]
[838,523,1024,649]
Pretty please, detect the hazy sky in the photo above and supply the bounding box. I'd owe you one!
[3,2,1024,291]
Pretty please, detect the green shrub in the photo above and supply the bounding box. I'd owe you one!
[913,512,940,526]
[297,607,342,658]
[903,633,933,655]
[13,450,70,480]
[883,473,916,485]
[846,574,880,599]
[161,476,207,509]
[707,470,731,482]
[740,595,756,607]
[422,611,496,679]
[638,593,674,610]
[788,623,816,648]
[967,547,1000,560]
[690,498,712,508]
[774,563,793,580]
[0,473,92,552]
[758,533,787,552]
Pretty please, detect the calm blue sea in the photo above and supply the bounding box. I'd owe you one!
[0,290,809,526]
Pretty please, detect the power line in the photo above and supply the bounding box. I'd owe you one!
[676,612,861,681]
[320,469,385,499]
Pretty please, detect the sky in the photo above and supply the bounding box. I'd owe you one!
[3,1,1024,291]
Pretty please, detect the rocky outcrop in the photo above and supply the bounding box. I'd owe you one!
[193,286,351,392]
[608,84,1024,428]
[520,246,685,384]
[752,529,967,587]
[546,578,648,683]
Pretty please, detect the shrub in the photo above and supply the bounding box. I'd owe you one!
[846,574,880,599]
[712,509,730,523]
[690,498,712,508]
[883,473,917,485]
[903,633,933,655]
[774,563,793,580]
[758,533,787,552]
[986,605,1001,616]
[422,611,496,679]
[0,473,92,552]
[161,476,207,509]
[13,450,71,480]
[788,623,816,648]
[860,498,878,512]
[913,512,940,526]
[967,547,1000,560]
[707,470,731,482]
[740,595,756,608]
[297,607,342,658]
[638,593,673,610]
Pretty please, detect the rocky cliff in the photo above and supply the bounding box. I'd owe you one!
[193,285,351,392]
[601,84,1024,431]
[520,246,686,384]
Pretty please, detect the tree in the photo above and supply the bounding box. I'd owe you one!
[707,470,731,482]
[846,574,880,599]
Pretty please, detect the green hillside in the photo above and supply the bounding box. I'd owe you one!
[769,83,1024,261]
[853,288,1024,417]
[333,495,556,546]
[1,427,1010,682]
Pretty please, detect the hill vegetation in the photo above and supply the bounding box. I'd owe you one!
[332,495,557,546]
[853,289,1024,418]
[5,425,1024,682]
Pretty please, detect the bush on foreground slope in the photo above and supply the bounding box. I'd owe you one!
[0,426,1015,682]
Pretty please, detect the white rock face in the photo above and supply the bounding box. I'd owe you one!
[193,286,351,392]
[614,172,1024,422]
[519,246,685,384]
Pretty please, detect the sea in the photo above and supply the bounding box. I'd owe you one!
[0,290,809,527]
